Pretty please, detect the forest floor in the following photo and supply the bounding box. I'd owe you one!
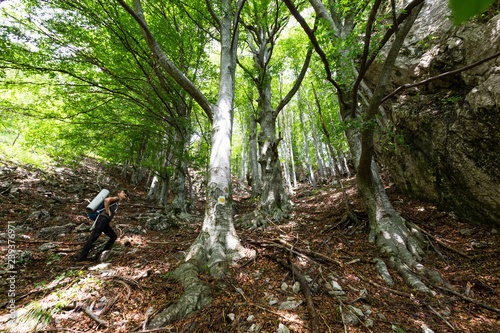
[0,159,499,333]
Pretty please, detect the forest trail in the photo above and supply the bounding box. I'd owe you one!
[0,159,498,332]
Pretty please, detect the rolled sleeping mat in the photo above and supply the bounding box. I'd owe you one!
[86,189,109,213]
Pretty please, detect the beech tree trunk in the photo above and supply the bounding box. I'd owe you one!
[119,0,246,327]
[248,113,262,197]
[286,0,442,293]
[298,88,317,189]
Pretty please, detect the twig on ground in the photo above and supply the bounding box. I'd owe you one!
[408,222,472,259]
[115,279,132,301]
[267,254,319,332]
[427,304,456,331]
[78,302,108,327]
[272,238,344,266]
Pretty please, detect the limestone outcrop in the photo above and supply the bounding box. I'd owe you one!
[369,0,500,226]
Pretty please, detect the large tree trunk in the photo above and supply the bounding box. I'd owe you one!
[119,0,246,327]
[248,113,262,197]
[298,88,317,189]
[257,96,291,222]
[286,0,442,293]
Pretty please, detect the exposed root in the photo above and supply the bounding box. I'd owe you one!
[147,230,245,328]
[77,302,108,327]
[372,214,445,295]
[147,257,212,328]
[373,258,394,285]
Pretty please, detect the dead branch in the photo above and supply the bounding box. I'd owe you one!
[78,302,108,327]
[410,223,472,259]
[115,279,132,301]
[267,254,319,332]
[16,238,82,245]
[431,283,500,314]
[427,304,456,331]
[272,238,344,266]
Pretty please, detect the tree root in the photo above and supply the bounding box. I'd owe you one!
[147,257,212,328]
[373,258,394,285]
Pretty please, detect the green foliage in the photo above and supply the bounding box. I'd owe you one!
[4,300,55,333]
[449,0,497,25]
[377,124,410,153]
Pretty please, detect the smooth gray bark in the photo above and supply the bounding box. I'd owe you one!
[298,88,317,189]
[119,0,246,327]
[248,113,262,197]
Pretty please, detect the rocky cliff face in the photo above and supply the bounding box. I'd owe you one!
[369,0,500,226]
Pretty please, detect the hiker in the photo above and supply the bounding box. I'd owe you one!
[77,189,128,264]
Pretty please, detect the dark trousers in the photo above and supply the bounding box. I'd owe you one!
[77,215,117,261]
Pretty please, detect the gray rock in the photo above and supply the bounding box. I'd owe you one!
[38,243,59,251]
[36,223,75,240]
[277,323,290,333]
[145,214,179,231]
[88,263,112,271]
[246,315,254,322]
[4,250,33,265]
[124,226,146,235]
[281,282,288,291]
[459,229,473,236]
[227,313,235,321]
[369,7,500,226]
[422,325,435,333]
[292,281,301,293]
[99,250,113,262]
[247,324,261,333]
[279,300,302,310]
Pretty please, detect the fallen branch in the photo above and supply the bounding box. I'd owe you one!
[410,223,472,259]
[237,302,308,328]
[431,283,500,314]
[272,238,344,267]
[267,254,319,332]
[78,302,108,327]
[427,304,455,331]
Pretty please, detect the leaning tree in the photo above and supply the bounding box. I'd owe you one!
[284,0,446,292]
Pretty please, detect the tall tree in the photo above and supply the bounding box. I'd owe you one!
[116,0,246,326]
[285,0,445,291]
[238,0,313,225]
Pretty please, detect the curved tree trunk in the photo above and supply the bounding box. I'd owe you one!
[257,98,292,222]
[285,0,442,293]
